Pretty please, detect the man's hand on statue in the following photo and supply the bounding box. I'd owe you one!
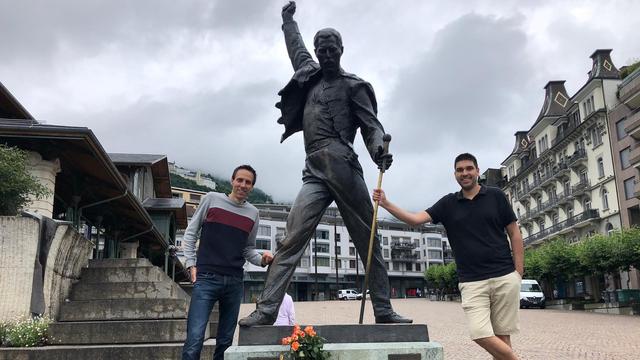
[189,266,197,283]
[374,146,393,170]
[282,1,296,22]
[262,251,274,266]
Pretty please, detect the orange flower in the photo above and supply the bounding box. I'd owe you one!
[281,337,289,345]
[291,335,298,341]
[293,324,301,332]
[291,341,300,351]
[304,326,314,335]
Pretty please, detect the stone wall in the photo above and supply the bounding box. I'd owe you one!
[0,216,92,321]
[0,216,40,321]
[43,223,93,319]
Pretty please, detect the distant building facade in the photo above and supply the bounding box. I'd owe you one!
[607,64,640,289]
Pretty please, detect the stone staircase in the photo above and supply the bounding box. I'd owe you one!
[0,258,217,360]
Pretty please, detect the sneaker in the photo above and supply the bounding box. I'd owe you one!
[375,312,413,324]
[238,310,275,327]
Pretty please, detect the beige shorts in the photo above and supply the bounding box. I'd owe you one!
[458,271,521,340]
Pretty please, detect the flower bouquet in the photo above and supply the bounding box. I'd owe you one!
[280,324,330,359]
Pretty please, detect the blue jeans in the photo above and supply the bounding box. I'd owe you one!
[182,272,244,360]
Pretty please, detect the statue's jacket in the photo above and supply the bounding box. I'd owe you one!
[275,21,385,160]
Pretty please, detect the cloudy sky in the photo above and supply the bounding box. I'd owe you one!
[2,0,640,217]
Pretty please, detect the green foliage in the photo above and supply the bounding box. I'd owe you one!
[425,262,458,292]
[0,144,50,216]
[620,59,640,79]
[1,316,51,347]
[523,228,640,288]
[524,249,544,280]
[169,172,273,204]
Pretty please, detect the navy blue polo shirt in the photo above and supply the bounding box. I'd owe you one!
[427,185,517,282]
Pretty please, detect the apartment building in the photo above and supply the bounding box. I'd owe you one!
[501,49,622,248]
[607,64,640,289]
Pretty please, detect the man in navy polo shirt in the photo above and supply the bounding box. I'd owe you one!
[373,153,524,360]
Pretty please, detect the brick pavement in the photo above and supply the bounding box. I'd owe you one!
[238,298,640,360]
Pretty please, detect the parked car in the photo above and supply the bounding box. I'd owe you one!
[338,289,359,300]
[356,290,369,300]
[520,279,545,309]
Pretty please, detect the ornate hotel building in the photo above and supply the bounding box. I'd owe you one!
[501,50,623,249]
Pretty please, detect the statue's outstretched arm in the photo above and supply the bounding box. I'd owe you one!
[281,1,315,71]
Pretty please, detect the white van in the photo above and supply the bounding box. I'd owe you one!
[337,289,359,300]
[520,279,545,309]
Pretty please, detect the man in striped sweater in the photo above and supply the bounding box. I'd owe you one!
[182,165,273,360]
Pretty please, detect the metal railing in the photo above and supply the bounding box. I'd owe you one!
[523,209,600,246]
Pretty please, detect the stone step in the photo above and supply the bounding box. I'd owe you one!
[58,299,191,321]
[80,266,166,283]
[71,281,188,301]
[48,319,217,345]
[88,258,153,268]
[0,339,215,360]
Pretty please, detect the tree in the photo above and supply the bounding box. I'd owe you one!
[0,145,49,216]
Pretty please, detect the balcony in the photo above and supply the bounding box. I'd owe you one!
[624,109,640,141]
[391,253,419,262]
[391,241,417,250]
[553,161,570,179]
[523,209,600,247]
[619,67,640,110]
[567,148,587,168]
[571,179,591,196]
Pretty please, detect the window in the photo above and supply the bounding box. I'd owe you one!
[415,263,421,272]
[301,257,310,267]
[422,238,425,245]
[567,206,574,219]
[258,225,271,237]
[617,118,628,140]
[335,233,341,242]
[406,263,413,271]
[579,169,588,184]
[314,243,330,253]
[172,192,181,198]
[276,227,286,243]
[621,148,631,169]
[335,246,341,255]
[428,250,442,259]
[385,262,390,270]
[315,256,330,267]
[427,237,441,247]
[624,177,636,200]
[583,95,595,115]
[383,248,389,258]
[606,223,615,236]
[552,213,559,225]
[256,239,271,250]
[538,135,549,153]
[597,158,605,178]
[190,194,201,202]
[349,247,356,256]
[538,220,545,231]
[393,263,400,271]
[382,237,388,245]
[508,165,515,178]
[583,198,591,210]
[349,260,356,269]
[572,111,581,127]
[591,127,602,147]
[602,188,609,210]
[315,230,329,240]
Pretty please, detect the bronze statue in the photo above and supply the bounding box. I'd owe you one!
[239,1,411,326]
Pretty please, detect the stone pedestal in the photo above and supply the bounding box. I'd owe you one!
[120,241,139,259]
[228,324,444,360]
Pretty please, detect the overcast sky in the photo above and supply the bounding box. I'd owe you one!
[2,0,640,218]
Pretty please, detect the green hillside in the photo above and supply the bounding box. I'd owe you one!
[170,173,273,204]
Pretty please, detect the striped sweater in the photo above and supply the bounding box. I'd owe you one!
[182,192,263,277]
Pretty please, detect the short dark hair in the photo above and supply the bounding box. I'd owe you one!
[232,164,257,185]
[314,28,343,49]
[454,153,478,169]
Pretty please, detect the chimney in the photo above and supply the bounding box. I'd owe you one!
[536,81,570,121]
[589,49,620,79]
